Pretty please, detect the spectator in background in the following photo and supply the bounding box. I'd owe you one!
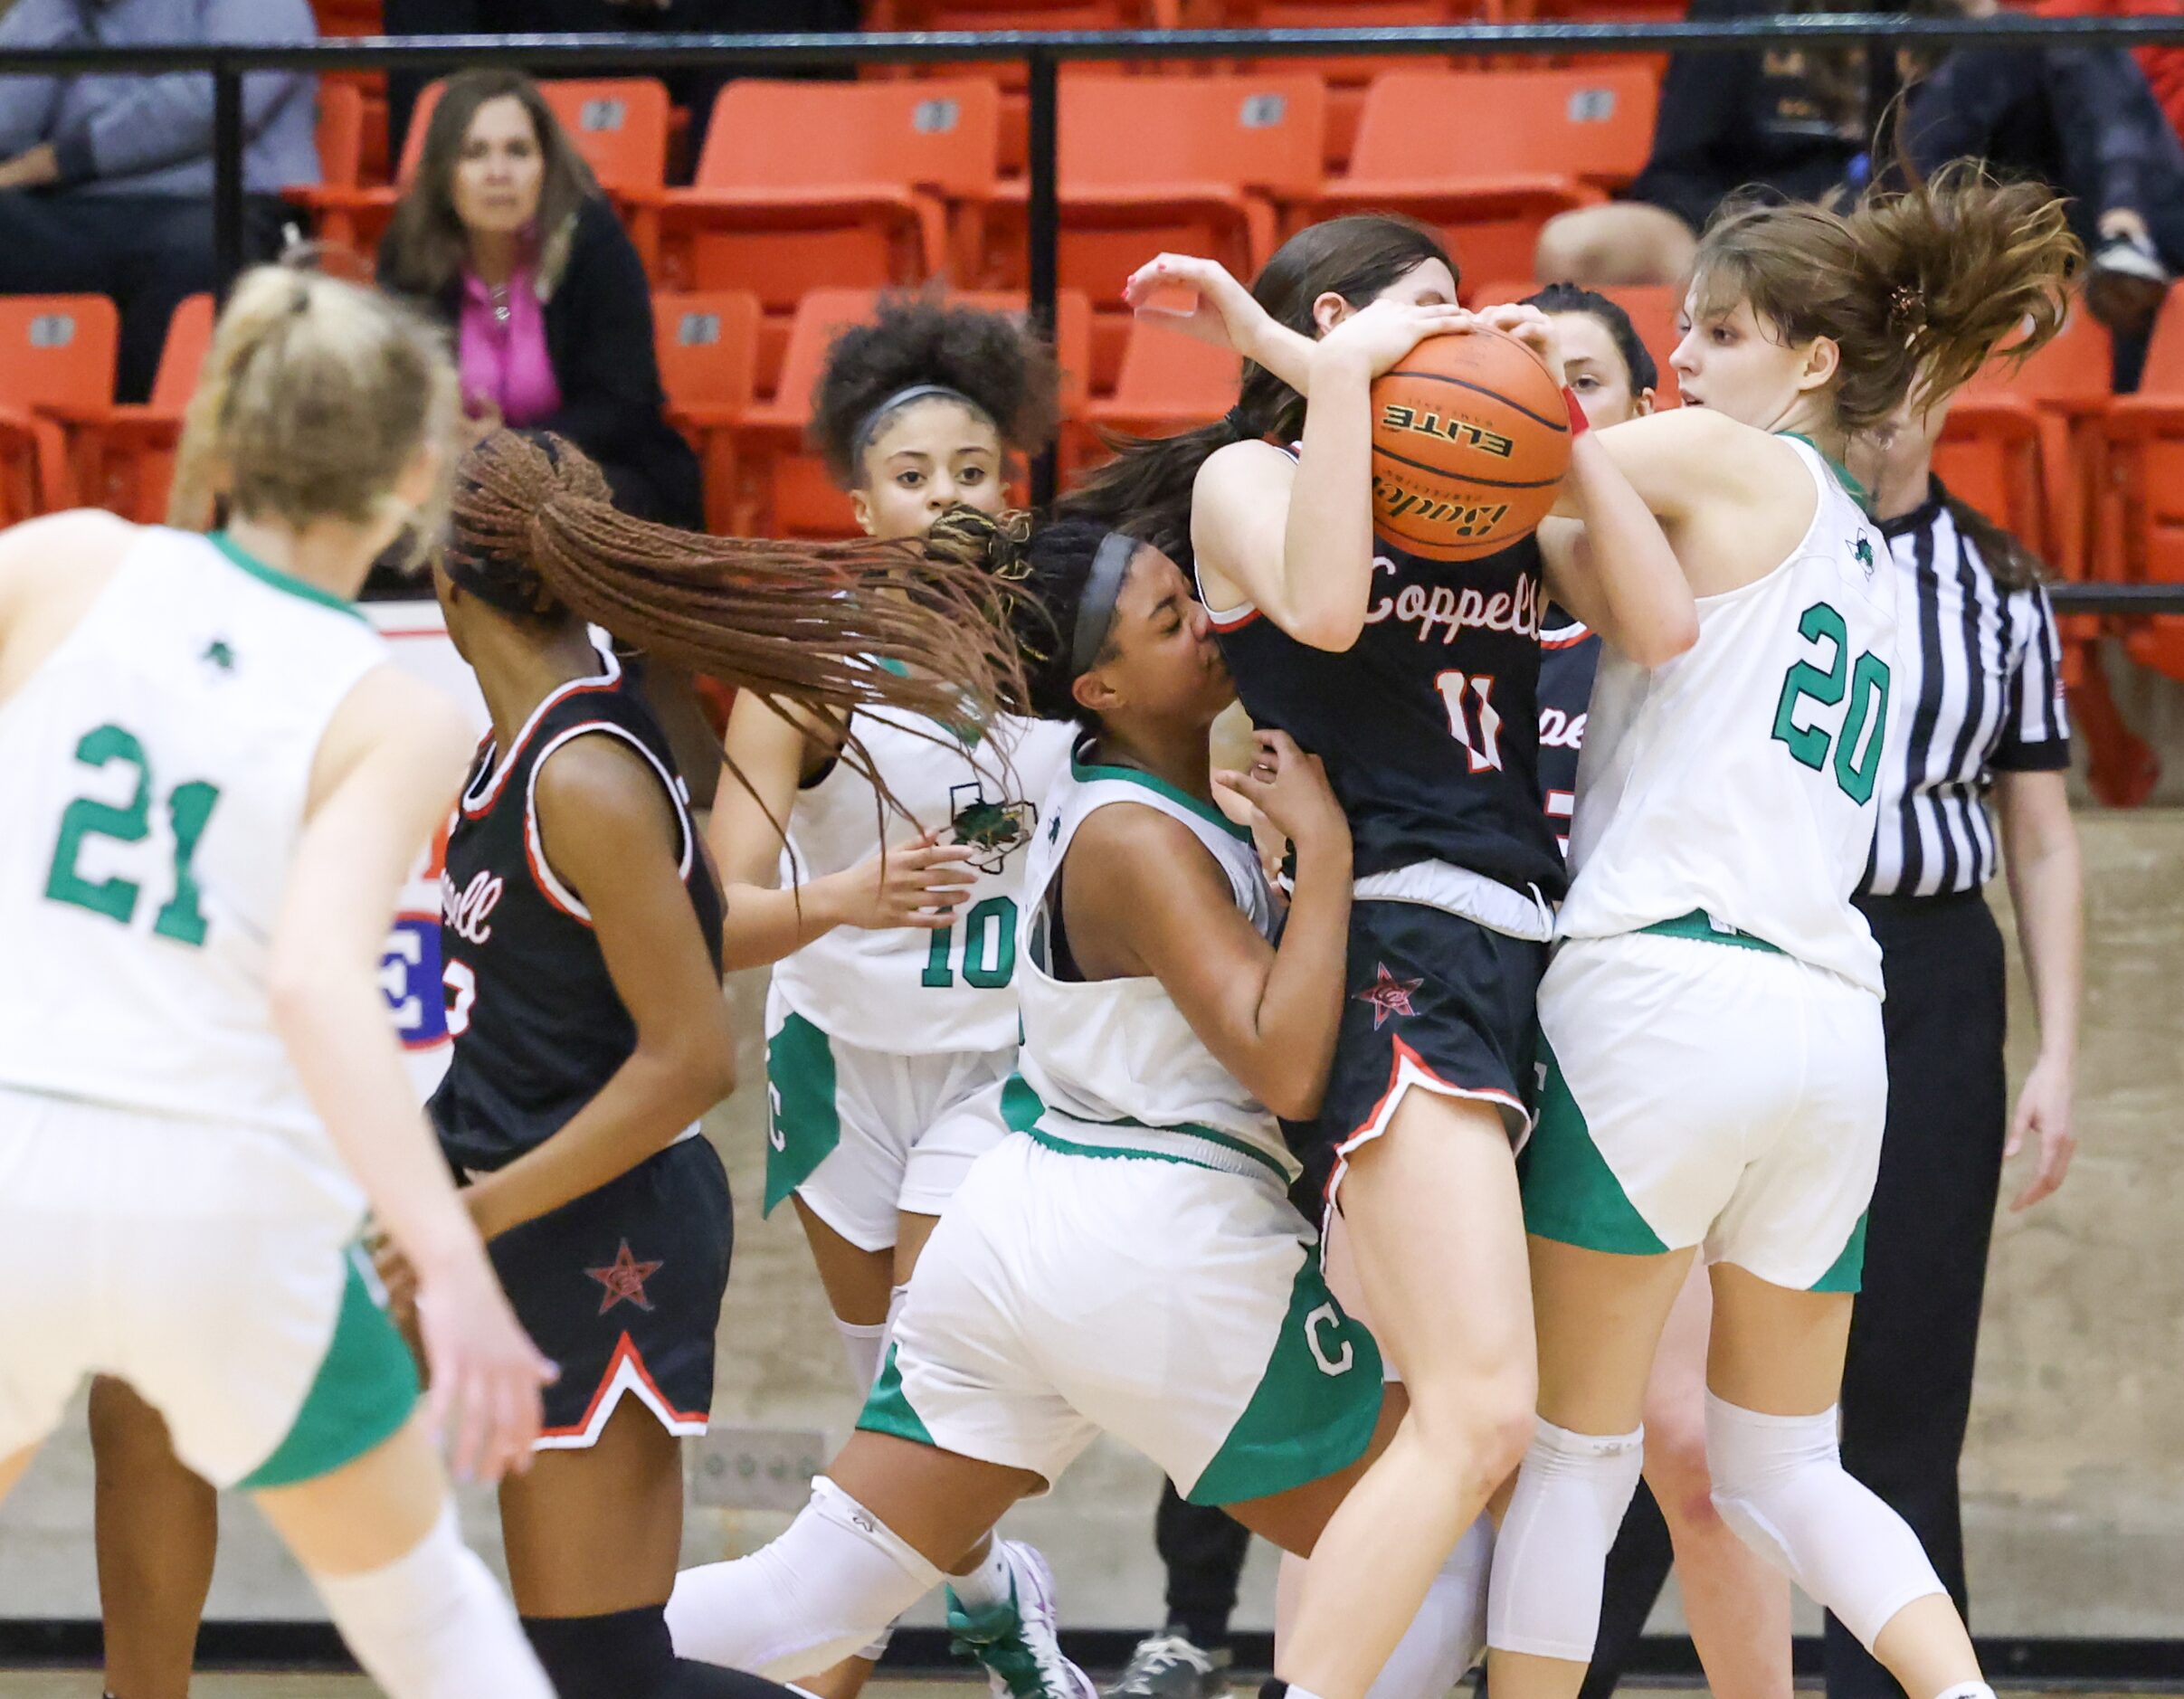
[1539,0,2181,349]
[0,0,319,402]
[380,0,860,170]
[1533,0,1875,287]
[1895,22,2184,338]
[378,68,703,529]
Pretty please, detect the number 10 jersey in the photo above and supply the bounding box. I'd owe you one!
[0,527,389,1141]
[1558,435,1897,994]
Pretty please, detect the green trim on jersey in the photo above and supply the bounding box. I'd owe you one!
[1187,1247,1384,1506]
[208,532,368,622]
[1779,432,1872,515]
[1809,1210,1868,1294]
[1519,1036,1671,1256]
[1002,1074,1293,1186]
[1069,751,1251,841]
[764,1011,840,1214]
[857,1344,937,1447]
[1638,909,1785,956]
[235,1246,419,1491]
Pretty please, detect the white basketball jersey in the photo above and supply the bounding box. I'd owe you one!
[1011,746,1297,1184]
[769,707,1072,1055]
[1558,437,1896,994]
[0,528,389,1141]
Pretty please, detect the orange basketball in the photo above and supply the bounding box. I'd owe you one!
[1369,330,1573,562]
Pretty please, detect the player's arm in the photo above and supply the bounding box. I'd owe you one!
[707,688,975,969]
[1534,440,1697,669]
[1553,404,1801,525]
[461,735,736,1241]
[1192,298,1471,652]
[275,665,550,1481]
[1065,732,1352,1121]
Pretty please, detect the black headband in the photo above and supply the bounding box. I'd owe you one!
[1070,531,1138,678]
[852,383,991,458]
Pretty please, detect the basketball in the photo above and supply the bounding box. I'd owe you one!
[1369,329,1573,561]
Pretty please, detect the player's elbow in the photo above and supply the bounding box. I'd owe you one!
[1256,1064,1329,1124]
[1628,605,1699,669]
[1288,603,1366,653]
[669,999,740,1115]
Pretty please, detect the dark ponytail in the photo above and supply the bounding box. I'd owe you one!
[1943,490,2047,593]
[1063,214,1455,566]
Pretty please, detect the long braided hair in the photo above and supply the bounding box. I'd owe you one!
[449,431,1030,816]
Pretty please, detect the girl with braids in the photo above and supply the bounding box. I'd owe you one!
[394,426,1022,1699]
[0,268,556,1699]
[1065,216,1696,1699]
[703,297,1082,1699]
[1135,167,2076,1699]
[669,508,1494,1699]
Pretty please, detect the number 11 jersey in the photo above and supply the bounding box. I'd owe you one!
[0,527,389,1143]
[1558,435,1897,993]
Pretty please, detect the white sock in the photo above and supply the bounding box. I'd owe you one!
[1487,1419,1647,1661]
[668,1475,941,1679]
[949,1538,1012,1611]
[835,1316,888,1391]
[1932,1684,1997,1699]
[1368,1512,1493,1699]
[311,1506,551,1699]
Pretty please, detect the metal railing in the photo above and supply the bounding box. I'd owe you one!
[2,18,2183,604]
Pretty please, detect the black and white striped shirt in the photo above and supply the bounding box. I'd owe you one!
[1861,481,2072,898]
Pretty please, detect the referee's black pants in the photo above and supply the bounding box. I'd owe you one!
[1578,889,2008,1699]
[1828,888,2008,1699]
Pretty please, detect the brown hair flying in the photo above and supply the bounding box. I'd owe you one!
[451,431,1027,793]
[1690,158,2083,434]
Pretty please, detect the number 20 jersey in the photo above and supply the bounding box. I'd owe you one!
[1205,527,1565,905]
[1558,436,1897,993]
[0,527,389,1144]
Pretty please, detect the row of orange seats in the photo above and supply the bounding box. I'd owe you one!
[296,67,1660,393]
[7,280,2179,688]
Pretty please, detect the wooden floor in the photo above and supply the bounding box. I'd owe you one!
[0,1677,2171,1699]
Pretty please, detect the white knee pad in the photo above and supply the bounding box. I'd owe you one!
[312,1506,552,1699]
[1704,1395,1947,1652]
[1486,1419,1646,1662]
[667,1475,943,1679]
[1369,1511,1494,1699]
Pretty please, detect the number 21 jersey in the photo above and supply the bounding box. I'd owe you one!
[0,527,389,1145]
[1559,436,1896,992]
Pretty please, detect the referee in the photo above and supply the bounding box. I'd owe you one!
[1828,399,2085,1697]
[1573,397,2085,1699]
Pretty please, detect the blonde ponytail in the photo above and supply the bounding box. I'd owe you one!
[168,266,461,555]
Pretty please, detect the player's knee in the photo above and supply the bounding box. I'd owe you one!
[523,1605,676,1696]
[1406,1367,1536,1491]
[1534,208,1615,283]
[1643,1405,1721,1533]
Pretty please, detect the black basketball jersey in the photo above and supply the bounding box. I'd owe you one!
[430,650,726,1173]
[1209,527,1566,901]
[1536,608,1601,859]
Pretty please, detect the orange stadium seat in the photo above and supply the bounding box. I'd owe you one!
[1312,66,1657,289]
[1223,0,1475,169]
[0,295,119,521]
[58,294,214,526]
[1073,319,1240,469]
[969,72,1325,332]
[653,81,1002,312]
[1938,307,2112,586]
[724,286,1092,536]
[302,78,672,262]
[2098,297,2184,681]
[654,289,764,536]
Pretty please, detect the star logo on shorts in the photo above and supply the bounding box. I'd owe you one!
[1355,963,1423,1030]
[585,1240,662,1315]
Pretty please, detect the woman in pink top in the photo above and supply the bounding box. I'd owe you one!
[379,70,703,531]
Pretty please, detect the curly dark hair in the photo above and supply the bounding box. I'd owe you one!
[810,293,1064,488]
